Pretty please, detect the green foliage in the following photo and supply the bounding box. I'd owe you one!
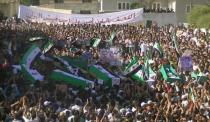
[187,5,210,28]
[20,0,30,5]
[130,2,143,9]
[196,13,210,28]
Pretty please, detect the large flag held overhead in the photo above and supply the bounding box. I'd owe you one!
[21,64,44,83]
[88,65,120,87]
[50,69,94,89]
[160,64,182,83]
[42,40,54,54]
[20,44,41,68]
[91,38,101,47]
[61,56,89,69]
[153,42,163,58]
[53,57,76,74]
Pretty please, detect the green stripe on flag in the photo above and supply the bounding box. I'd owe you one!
[160,65,182,83]
[42,40,54,54]
[131,68,145,84]
[144,59,156,79]
[50,69,93,89]
[109,32,116,45]
[191,71,208,82]
[91,38,101,47]
[125,57,139,71]
[88,65,112,87]
[21,64,36,84]
[153,42,163,58]
[20,44,41,67]
[61,56,88,69]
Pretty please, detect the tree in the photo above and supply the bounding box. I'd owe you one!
[20,0,30,5]
[20,0,40,6]
[130,2,143,9]
[187,5,210,28]
[143,0,156,7]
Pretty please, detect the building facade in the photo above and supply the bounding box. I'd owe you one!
[145,0,210,23]
[0,0,20,17]
[39,0,100,14]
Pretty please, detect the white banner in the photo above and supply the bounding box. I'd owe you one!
[18,5,143,25]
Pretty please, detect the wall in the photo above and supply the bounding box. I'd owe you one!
[143,13,177,26]
[176,0,210,23]
[40,0,100,14]
[0,0,19,17]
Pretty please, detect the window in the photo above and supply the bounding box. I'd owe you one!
[186,5,191,13]
[55,0,64,3]
[118,3,122,10]
[82,0,92,3]
[152,2,161,9]
[152,3,156,9]
[123,3,126,9]
[126,3,130,9]
[157,3,160,9]
[80,10,91,14]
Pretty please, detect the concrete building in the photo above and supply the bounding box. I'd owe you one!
[40,0,100,14]
[0,0,20,17]
[142,0,210,23]
[101,0,210,23]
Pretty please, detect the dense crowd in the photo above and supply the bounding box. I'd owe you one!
[0,18,209,122]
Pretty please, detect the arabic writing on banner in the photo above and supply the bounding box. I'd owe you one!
[180,56,193,71]
[18,5,143,25]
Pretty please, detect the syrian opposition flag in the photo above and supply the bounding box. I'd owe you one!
[131,68,145,84]
[160,64,182,83]
[172,32,179,54]
[191,71,208,82]
[29,37,44,42]
[50,69,94,89]
[124,57,141,76]
[153,42,163,58]
[108,32,116,45]
[88,65,120,87]
[21,64,44,83]
[91,38,101,47]
[61,56,89,70]
[144,59,156,80]
[53,57,79,75]
[42,40,54,54]
[20,44,41,68]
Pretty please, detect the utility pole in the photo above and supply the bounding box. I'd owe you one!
[100,0,104,13]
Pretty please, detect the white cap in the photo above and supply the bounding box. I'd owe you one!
[44,101,51,106]
[71,105,81,111]
[132,107,137,112]
[141,102,146,107]
[147,100,152,104]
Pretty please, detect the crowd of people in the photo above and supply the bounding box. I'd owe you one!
[143,8,174,13]
[0,17,209,122]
